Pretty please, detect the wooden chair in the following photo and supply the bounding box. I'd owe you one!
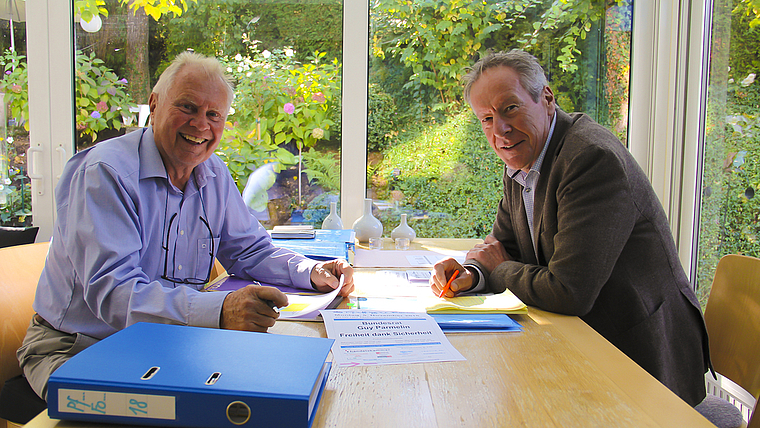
[697,254,760,428]
[0,242,49,427]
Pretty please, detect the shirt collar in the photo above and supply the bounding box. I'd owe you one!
[507,111,557,179]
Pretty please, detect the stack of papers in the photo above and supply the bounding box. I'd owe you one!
[203,275,342,322]
[270,225,315,239]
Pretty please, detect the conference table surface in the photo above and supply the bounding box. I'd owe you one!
[24,238,713,428]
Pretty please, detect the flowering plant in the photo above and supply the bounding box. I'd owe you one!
[0,49,29,131]
[217,41,341,207]
[0,49,136,145]
[220,42,341,153]
[75,51,137,145]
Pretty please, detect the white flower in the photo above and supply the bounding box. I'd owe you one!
[284,48,294,57]
[234,53,243,61]
[741,73,756,87]
[228,107,235,116]
[3,178,10,185]
[262,50,271,59]
[237,66,243,73]
[226,67,233,73]
[6,137,12,144]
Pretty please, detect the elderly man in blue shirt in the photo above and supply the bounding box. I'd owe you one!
[17,52,354,401]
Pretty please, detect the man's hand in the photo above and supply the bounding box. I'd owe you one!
[466,234,511,273]
[220,285,288,332]
[311,259,355,297]
[430,258,475,298]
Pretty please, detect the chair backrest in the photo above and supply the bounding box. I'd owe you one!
[0,242,49,385]
[0,226,39,249]
[704,254,760,406]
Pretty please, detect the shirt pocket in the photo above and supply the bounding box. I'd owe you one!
[193,236,219,285]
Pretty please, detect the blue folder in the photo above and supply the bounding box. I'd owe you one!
[48,323,334,428]
[430,314,522,333]
[272,229,355,262]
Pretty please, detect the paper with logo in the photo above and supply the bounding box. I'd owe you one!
[320,310,465,367]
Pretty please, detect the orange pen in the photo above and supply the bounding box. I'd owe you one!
[439,269,459,298]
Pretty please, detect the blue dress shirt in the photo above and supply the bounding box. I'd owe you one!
[33,128,317,339]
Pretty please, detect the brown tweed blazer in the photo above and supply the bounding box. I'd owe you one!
[468,109,711,407]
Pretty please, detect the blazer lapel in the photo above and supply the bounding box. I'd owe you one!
[533,110,573,265]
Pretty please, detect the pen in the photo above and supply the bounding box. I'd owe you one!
[254,281,280,313]
[439,269,459,298]
[265,299,280,313]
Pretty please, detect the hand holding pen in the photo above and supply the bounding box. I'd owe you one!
[430,258,474,297]
[220,283,288,332]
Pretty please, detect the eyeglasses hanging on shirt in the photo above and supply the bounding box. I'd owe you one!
[161,190,215,285]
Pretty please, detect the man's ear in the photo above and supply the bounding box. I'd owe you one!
[543,86,556,115]
[147,92,158,124]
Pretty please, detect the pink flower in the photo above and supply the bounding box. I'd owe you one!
[11,84,21,93]
[312,92,325,103]
[283,103,295,114]
[96,101,108,113]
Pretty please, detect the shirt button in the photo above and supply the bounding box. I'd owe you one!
[180,230,185,236]
[178,265,183,271]
[525,188,532,193]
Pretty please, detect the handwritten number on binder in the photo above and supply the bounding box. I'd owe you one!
[129,398,148,415]
[66,395,107,414]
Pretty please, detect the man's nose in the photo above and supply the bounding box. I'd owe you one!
[493,115,512,136]
[188,111,211,131]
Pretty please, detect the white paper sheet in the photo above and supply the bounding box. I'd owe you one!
[278,277,343,321]
[320,309,466,367]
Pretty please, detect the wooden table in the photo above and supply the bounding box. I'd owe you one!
[25,239,714,427]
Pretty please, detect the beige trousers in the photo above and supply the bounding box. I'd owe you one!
[16,315,99,401]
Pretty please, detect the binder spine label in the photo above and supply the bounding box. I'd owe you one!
[57,388,176,420]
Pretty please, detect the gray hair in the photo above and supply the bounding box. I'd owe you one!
[152,51,234,107]
[463,50,548,105]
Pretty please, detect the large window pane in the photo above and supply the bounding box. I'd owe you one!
[73,0,343,229]
[0,1,31,228]
[367,0,632,239]
[695,0,760,307]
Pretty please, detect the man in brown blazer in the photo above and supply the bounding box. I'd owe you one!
[431,50,710,407]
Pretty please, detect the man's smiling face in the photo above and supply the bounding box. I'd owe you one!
[469,65,555,173]
[149,63,229,182]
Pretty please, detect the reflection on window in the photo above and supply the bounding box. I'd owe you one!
[368,0,632,239]
[73,0,343,229]
[696,0,760,307]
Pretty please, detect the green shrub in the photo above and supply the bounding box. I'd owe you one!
[374,109,502,238]
[367,84,397,152]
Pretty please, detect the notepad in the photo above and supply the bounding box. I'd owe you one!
[356,289,528,315]
[426,291,528,314]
